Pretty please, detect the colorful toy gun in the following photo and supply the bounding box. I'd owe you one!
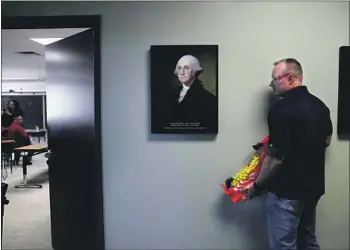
[220,135,269,203]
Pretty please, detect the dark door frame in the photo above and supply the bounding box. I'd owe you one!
[2,15,104,250]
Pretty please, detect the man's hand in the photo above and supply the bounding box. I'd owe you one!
[242,182,262,200]
[326,135,332,148]
[242,182,254,199]
[243,182,256,200]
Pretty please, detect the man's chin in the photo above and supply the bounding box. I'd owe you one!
[271,89,283,96]
[271,90,278,96]
[182,80,194,86]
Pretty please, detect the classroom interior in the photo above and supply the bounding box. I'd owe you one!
[1,1,350,250]
[1,28,87,249]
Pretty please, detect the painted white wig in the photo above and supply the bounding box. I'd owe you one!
[174,55,203,75]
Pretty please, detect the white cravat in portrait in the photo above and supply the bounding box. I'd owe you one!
[178,84,190,103]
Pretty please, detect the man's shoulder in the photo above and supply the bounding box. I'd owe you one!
[283,88,330,114]
[195,85,217,101]
[8,123,15,129]
[305,92,330,114]
[310,93,329,107]
[8,123,21,131]
[7,124,17,134]
[202,88,217,99]
[268,98,288,118]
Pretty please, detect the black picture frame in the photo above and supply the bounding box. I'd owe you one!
[337,46,350,140]
[150,45,219,134]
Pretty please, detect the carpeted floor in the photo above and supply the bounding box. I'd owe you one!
[2,154,52,250]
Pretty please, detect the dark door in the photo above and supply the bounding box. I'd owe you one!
[45,29,103,250]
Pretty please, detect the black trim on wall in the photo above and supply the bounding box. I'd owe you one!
[2,15,105,250]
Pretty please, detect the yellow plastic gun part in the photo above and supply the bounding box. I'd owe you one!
[231,155,260,186]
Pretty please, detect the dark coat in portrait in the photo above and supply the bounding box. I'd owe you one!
[164,79,218,132]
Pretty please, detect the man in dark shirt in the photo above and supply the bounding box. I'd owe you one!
[244,58,332,250]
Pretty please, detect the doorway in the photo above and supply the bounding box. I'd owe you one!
[1,16,104,250]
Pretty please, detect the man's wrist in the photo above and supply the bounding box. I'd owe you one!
[253,182,264,192]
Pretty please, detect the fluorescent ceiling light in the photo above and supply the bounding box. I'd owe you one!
[2,77,44,81]
[29,38,64,45]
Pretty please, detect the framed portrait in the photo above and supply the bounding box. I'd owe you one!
[337,46,350,138]
[150,45,218,134]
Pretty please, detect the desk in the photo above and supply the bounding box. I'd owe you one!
[26,129,47,143]
[1,140,15,144]
[14,143,48,188]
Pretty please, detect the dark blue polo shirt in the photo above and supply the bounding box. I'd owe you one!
[266,86,333,200]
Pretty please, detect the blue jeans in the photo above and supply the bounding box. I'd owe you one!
[266,192,320,250]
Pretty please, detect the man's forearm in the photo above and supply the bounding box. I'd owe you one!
[254,156,283,187]
[17,128,30,139]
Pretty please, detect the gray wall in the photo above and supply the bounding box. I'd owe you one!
[2,2,349,249]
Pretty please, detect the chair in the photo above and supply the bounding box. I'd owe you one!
[9,131,31,165]
[1,182,10,240]
[1,141,15,178]
[1,127,9,138]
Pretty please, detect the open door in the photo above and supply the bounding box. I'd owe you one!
[45,28,104,250]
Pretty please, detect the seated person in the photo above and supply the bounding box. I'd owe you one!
[8,116,32,165]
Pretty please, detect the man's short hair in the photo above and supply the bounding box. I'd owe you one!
[274,58,303,79]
